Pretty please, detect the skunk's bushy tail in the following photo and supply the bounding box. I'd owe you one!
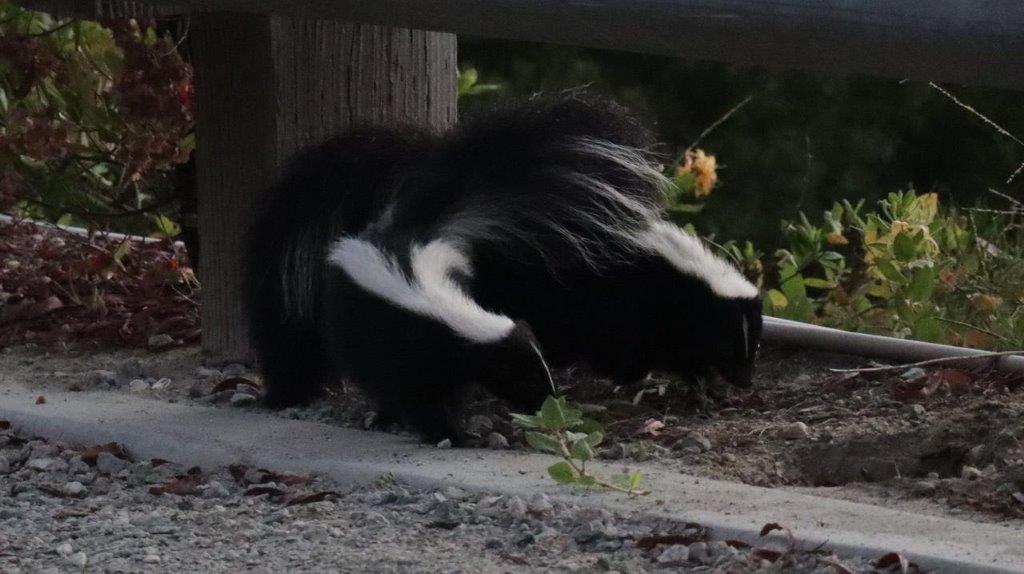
[388,96,671,271]
[243,127,436,406]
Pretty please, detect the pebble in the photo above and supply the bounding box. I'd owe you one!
[672,431,711,453]
[777,421,811,440]
[900,367,927,382]
[961,466,983,480]
[466,415,494,435]
[688,541,711,564]
[903,404,927,418]
[222,363,247,377]
[599,443,627,460]
[26,457,68,472]
[96,452,129,475]
[0,455,9,474]
[56,542,74,557]
[436,438,452,449]
[147,333,174,350]
[527,493,554,515]
[203,480,230,499]
[656,544,690,564]
[151,377,173,391]
[229,392,258,407]
[487,432,509,449]
[143,553,162,564]
[128,379,150,392]
[87,369,117,387]
[63,481,86,497]
[68,551,88,568]
[913,481,937,495]
[115,358,144,384]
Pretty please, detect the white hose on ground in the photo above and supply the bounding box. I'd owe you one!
[0,213,184,247]
[763,316,1024,374]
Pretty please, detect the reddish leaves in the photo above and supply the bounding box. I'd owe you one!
[78,442,129,466]
[149,466,207,496]
[0,220,199,350]
[893,368,976,402]
[229,463,333,506]
[635,523,709,550]
[874,552,913,573]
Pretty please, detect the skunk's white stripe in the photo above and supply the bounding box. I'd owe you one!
[327,238,515,343]
[639,221,759,299]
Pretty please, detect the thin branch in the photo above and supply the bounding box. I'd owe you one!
[690,95,754,150]
[989,187,1024,209]
[829,350,1024,374]
[934,317,1010,343]
[24,19,75,38]
[1006,161,1024,185]
[928,82,1024,148]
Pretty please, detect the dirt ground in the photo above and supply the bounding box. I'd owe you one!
[1,341,1022,527]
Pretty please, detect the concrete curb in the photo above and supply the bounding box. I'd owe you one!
[2,384,1021,573]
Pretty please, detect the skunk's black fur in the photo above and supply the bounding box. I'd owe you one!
[243,95,762,443]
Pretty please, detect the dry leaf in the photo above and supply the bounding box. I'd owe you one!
[874,552,911,574]
[79,442,129,466]
[35,395,46,405]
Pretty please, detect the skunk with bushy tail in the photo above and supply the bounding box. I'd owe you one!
[244,95,761,443]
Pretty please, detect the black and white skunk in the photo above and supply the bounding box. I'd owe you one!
[243,96,761,443]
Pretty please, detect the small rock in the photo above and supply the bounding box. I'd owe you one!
[115,359,144,384]
[142,553,161,564]
[222,363,247,377]
[721,452,737,463]
[967,444,987,465]
[506,496,528,518]
[87,370,117,388]
[577,403,607,415]
[203,389,234,404]
[96,452,128,475]
[63,481,86,497]
[229,392,257,407]
[599,443,627,460]
[442,486,467,500]
[902,404,927,418]
[362,411,378,430]
[912,480,937,495]
[68,551,87,568]
[927,471,940,480]
[237,383,261,396]
[128,379,150,392]
[466,415,494,435]
[672,431,711,453]
[195,366,222,380]
[1012,492,1024,506]
[901,367,927,382]
[56,542,73,557]
[688,541,711,564]
[147,333,174,350]
[657,544,690,564]
[436,438,452,449]
[794,374,813,384]
[0,455,9,474]
[778,422,811,440]
[527,493,553,515]
[151,378,173,391]
[26,457,68,472]
[202,480,230,499]
[487,432,509,450]
[961,466,983,480]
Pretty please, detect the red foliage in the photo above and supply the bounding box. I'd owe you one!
[0,219,199,349]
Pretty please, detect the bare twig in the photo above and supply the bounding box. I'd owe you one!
[928,82,1024,148]
[689,95,754,150]
[829,350,1024,374]
[934,317,1010,343]
[1007,161,1024,185]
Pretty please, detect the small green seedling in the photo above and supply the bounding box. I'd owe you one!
[512,396,648,496]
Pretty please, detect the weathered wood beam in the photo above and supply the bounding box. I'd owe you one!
[112,0,1024,90]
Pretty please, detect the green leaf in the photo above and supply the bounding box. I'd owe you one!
[570,438,594,462]
[152,215,180,238]
[767,289,788,308]
[524,431,561,455]
[875,259,906,283]
[669,202,705,214]
[630,472,642,491]
[576,475,596,486]
[547,461,575,484]
[112,240,131,264]
[893,232,918,262]
[457,67,478,95]
[584,431,604,447]
[802,277,836,289]
[579,418,604,435]
[906,266,936,302]
[510,413,540,429]
[56,213,74,227]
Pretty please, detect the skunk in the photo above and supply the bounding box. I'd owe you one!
[243,95,761,443]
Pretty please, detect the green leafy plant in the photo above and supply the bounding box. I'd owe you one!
[512,396,648,496]
[456,67,501,99]
[0,2,194,235]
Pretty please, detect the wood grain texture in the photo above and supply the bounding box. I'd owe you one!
[84,0,1024,90]
[191,14,455,358]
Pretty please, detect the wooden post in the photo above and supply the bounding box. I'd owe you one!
[191,14,456,359]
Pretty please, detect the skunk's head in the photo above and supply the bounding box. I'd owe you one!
[463,320,555,413]
[704,296,763,388]
[638,222,763,388]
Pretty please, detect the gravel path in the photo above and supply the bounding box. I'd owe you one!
[0,424,913,573]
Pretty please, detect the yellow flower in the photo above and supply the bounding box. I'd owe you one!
[675,149,718,197]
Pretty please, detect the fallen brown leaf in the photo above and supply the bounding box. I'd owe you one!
[874,552,912,574]
[149,467,207,496]
[79,442,129,466]
[751,548,784,562]
[35,395,45,405]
